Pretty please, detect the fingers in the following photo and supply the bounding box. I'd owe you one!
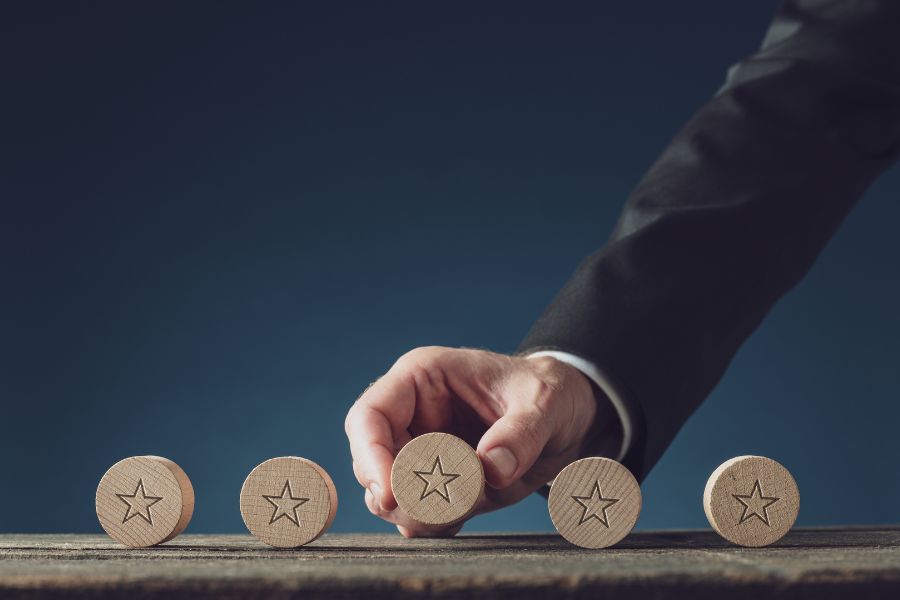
[363,489,462,538]
[477,406,555,489]
[350,346,549,533]
[346,347,459,513]
[346,405,399,510]
[346,369,418,511]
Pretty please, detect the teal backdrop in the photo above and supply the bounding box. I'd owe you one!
[2,1,898,534]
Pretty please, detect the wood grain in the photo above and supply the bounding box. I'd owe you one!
[2,529,900,599]
[548,457,641,549]
[391,433,484,526]
[239,456,337,548]
[95,456,194,548]
[704,455,800,547]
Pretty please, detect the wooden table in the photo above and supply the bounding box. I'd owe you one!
[2,528,899,598]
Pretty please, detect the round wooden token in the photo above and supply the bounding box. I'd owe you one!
[96,455,195,548]
[240,456,338,548]
[391,432,485,526]
[704,455,799,547]
[548,457,641,549]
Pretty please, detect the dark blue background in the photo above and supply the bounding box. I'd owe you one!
[2,1,898,535]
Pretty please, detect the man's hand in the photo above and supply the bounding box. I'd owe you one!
[344,346,602,537]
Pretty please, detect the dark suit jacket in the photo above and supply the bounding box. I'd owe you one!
[520,0,900,482]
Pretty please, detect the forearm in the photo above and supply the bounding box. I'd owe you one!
[521,0,900,480]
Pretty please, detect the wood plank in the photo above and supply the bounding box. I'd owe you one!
[1,528,899,599]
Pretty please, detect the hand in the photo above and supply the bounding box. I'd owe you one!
[344,346,604,537]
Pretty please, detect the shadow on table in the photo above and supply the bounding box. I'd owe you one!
[182,528,900,554]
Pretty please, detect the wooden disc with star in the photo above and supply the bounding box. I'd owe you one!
[95,455,195,548]
[704,455,799,547]
[548,457,641,549]
[391,432,485,526]
[240,456,337,548]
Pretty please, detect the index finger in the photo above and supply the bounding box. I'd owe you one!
[345,369,416,511]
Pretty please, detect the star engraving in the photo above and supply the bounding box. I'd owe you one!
[572,481,619,527]
[414,456,460,503]
[732,480,780,526]
[116,479,163,525]
[263,480,309,526]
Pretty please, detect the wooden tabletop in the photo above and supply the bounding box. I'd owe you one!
[2,528,900,598]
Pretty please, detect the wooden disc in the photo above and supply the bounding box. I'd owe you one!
[704,455,799,547]
[95,455,195,548]
[548,457,641,549]
[391,433,484,526]
[240,456,338,548]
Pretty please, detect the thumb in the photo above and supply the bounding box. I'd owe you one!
[476,408,554,489]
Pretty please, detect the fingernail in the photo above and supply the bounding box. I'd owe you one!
[369,482,383,509]
[485,446,518,481]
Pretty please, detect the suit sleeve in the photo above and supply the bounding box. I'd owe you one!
[519,0,900,481]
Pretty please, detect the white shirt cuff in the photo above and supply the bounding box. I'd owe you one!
[527,350,632,462]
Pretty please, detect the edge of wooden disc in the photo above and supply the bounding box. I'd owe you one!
[147,456,195,543]
[305,458,339,535]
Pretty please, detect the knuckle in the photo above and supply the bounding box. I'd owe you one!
[345,379,377,434]
[526,355,559,374]
[393,346,449,395]
[522,358,569,425]
[529,378,560,422]
[393,346,442,372]
[343,406,356,435]
[351,460,368,486]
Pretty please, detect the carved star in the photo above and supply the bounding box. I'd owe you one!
[414,456,460,503]
[116,479,163,525]
[572,481,619,527]
[733,480,780,526]
[263,481,309,526]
